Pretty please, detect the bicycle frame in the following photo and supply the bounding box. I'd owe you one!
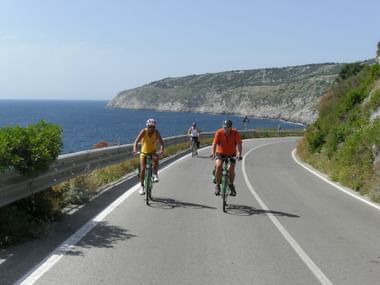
[220,158,230,212]
[143,153,154,205]
[190,137,198,157]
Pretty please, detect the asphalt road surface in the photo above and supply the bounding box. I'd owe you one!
[6,138,380,284]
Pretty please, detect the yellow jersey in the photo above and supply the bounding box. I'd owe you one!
[141,128,158,154]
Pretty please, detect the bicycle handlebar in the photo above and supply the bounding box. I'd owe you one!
[134,151,160,157]
[209,154,242,161]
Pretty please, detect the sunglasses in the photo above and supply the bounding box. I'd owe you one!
[148,126,155,129]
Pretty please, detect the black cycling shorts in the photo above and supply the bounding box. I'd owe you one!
[215,153,236,164]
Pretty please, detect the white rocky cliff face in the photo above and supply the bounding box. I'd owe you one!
[108,63,342,124]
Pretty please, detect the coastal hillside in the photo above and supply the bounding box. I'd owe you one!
[298,62,380,202]
[107,63,343,124]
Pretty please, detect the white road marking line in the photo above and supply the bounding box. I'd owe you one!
[291,149,380,211]
[242,142,333,285]
[15,154,191,285]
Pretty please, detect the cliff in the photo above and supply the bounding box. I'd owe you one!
[107,63,344,124]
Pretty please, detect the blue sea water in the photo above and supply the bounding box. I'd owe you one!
[0,100,303,154]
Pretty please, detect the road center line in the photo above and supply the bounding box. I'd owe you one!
[242,142,333,285]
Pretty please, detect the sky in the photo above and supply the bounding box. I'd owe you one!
[0,0,379,101]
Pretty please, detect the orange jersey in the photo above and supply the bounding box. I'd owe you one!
[212,128,242,156]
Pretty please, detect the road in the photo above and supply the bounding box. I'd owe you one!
[10,138,380,284]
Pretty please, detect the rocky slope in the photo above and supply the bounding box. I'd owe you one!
[107,63,343,124]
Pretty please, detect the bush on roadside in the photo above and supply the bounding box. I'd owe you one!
[297,63,380,198]
[0,120,62,175]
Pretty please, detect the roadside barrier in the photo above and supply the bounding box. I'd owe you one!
[0,130,302,207]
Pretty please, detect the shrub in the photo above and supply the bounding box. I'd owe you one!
[304,124,325,153]
[0,120,62,175]
[0,121,63,248]
[337,62,364,81]
[297,62,380,195]
[94,141,110,148]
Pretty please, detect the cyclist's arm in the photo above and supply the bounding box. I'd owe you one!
[133,129,145,153]
[211,143,217,158]
[235,131,242,159]
[236,143,242,159]
[211,132,219,157]
[156,130,165,153]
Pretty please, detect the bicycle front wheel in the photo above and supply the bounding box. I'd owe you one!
[145,169,152,206]
[221,181,228,212]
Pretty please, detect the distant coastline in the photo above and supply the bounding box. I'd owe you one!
[0,100,303,154]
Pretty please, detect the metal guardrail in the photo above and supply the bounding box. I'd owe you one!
[0,129,302,208]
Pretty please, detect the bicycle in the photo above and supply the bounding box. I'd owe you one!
[212,155,242,213]
[220,157,232,212]
[190,137,198,157]
[137,152,157,205]
[212,155,239,212]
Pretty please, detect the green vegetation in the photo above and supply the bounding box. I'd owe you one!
[0,121,63,247]
[298,63,380,202]
[0,120,62,175]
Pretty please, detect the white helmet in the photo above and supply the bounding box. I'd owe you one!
[146,118,157,127]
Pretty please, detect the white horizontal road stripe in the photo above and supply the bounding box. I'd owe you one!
[292,149,380,211]
[15,153,192,285]
[242,142,333,285]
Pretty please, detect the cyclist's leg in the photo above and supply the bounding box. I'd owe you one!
[196,137,200,148]
[153,153,159,174]
[139,154,146,194]
[228,158,236,184]
[140,154,146,186]
[228,157,237,196]
[214,158,222,195]
[215,154,223,186]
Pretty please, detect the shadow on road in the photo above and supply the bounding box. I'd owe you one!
[65,221,137,256]
[194,155,212,159]
[226,204,300,217]
[148,197,216,210]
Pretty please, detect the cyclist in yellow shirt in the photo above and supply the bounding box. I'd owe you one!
[133,118,164,195]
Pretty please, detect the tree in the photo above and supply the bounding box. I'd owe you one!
[377,41,380,63]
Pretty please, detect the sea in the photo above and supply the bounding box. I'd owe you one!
[0,100,304,154]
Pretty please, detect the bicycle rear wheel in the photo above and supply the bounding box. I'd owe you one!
[191,141,197,157]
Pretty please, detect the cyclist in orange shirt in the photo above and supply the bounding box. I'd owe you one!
[210,120,242,196]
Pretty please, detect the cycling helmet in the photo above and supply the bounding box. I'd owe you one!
[223,119,233,127]
[192,122,197,127]
[146,118,157,127]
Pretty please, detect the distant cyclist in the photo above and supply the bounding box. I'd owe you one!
[187,122,201,153]
[133,118,164,195]
[210,119,242,196]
